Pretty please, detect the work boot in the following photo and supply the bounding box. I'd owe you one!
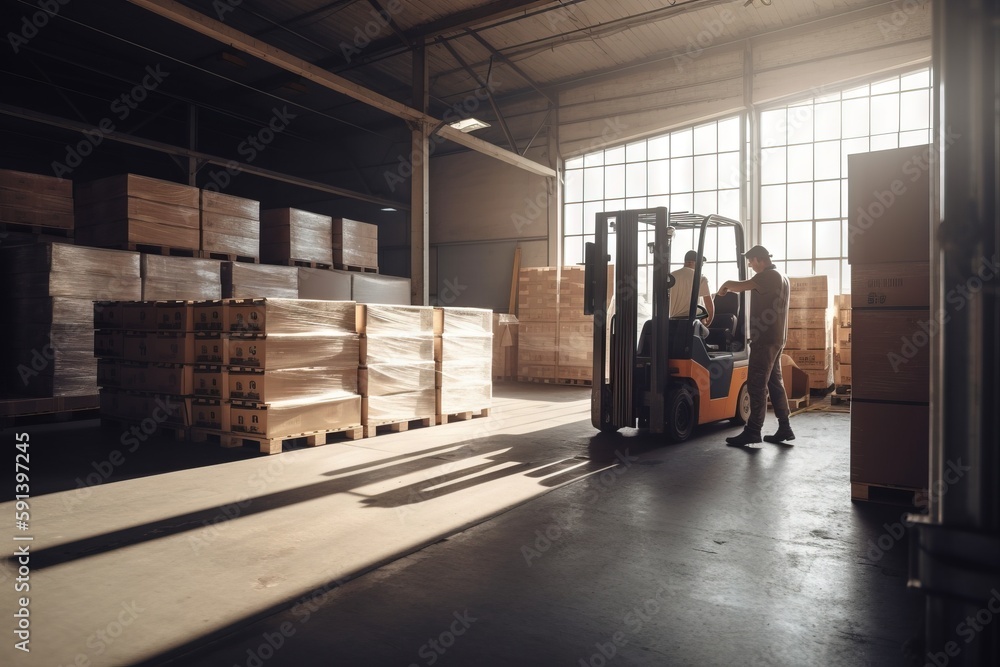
[763,420,796,444]
[726,429,762,447]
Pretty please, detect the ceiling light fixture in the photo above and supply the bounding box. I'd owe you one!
[449,118,491,133]
[380,207,397,212]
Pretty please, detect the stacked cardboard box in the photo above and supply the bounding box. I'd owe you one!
[492,314,519,380]
[75,174,200,250]
[783,275,833,391]
[834,294,852,387]
[434,307,492,419]
[141,255,222,301]
[358,304,436,432]
[332,218,378,271]
[260,208,334,266]
[847,145,931,496]
[226,299,361,450]
[2,243,139,398]
[556,267,595,382]
[0,169,74,231]
[221,262,299,298]
[200,191,260,260]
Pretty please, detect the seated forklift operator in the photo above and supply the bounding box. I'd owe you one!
[670,250,715,338]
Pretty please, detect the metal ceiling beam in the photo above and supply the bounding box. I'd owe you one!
[464,30,556,107]
[125,0,555,177]
[439,40,518,152]
[0,101,408,209]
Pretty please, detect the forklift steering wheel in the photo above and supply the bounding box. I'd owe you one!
[694,304,709,320]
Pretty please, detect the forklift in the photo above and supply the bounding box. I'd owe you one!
[583,208,751,441]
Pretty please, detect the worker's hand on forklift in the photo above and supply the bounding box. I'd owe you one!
[717,285,729,296]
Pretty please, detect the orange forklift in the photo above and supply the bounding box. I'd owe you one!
[584,208,751,441]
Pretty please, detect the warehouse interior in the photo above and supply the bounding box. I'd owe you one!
[0,0,997,666]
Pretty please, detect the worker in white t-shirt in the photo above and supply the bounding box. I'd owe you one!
[670,250,715,338]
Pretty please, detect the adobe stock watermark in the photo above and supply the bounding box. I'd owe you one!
[878,0,929,40]
[407,610,477,667]
[434,276,468,306]
[578,584,673,667]
[7,0,71,54]
[339,0,402,64]
[850,127,961,246]
[673,7,736,73]
[521,449,638,566]
[56,600,145,667]
[924,588,1000,667]
[202,106,298,192]
[51,64,170,177]
[62,396,181,512]
[888,253,1000,372]
[865,458,972,563]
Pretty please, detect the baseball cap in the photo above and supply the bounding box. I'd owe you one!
[744,245,772,260]
[684,250,706,263]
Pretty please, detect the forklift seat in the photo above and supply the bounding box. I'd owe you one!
[706,291,739,351]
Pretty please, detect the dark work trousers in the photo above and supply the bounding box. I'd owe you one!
[747,340,790,435]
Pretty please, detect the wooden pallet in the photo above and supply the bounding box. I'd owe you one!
[0,394,99,427]
[197,250,259,263]
[517,376,593,387]
[831,386,852,405]
[0,221,74,238]
[111,243,197,257]
[851,482,924,505]
[363,416,434,439]
[437,407,490,426]
[333,263,378,273]
[270,258,333,270]
[209,424,364,455]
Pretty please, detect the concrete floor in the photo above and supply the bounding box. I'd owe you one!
[1,383,923,666]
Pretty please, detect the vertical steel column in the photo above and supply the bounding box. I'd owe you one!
[410,40,429,305]
[612,211,638,427]
[910,2,1000,665]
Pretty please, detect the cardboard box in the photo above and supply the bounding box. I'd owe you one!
[259,208,334,265]
[356,304,435,335]
[118,363,194,395]
[786,348,831,370]
[231,395,362,438]
[221,262,299,299]
[836,363,852,385]
[851,309,930,403]
[191,398,230,431]
[848,145,930,265]
[786,308,829,329]
[156,301,196,332]
[97,358,120,388]
[805,366,833,390]
[147,333,195,364]
[492,314,519,380]
[433,307,493,336]
[785,327,831,350]
[0,168,73,199]
[297,268,352,301]
[851,262,929,309]
[836,348,853,365]
[94,301,124,330]
[94,330,124,358]
[788,275,828,294]
[227,298,356,334]
[229,367,358,403]
[122,302,159,331]
[850,401,928,490]
[228,334,359,370]
[837,327,852,347]
[351,273,411,305]
[193,334,228,365]
[192,365,228,398]
[779,353,810,400]
[194,301,228,331]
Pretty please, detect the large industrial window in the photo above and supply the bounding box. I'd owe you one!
[757,68,932,295]
[562,116,744,298]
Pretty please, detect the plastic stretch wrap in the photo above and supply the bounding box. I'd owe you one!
[11,272,140,301]
[75,219,200,249]
[332,218,378,238]
[0,202,73,228]
[227,298,356,334]
[231,394,361,437]
[362,361,436,396]
[228,333,359,370]
[141,256,222,301]
[333,248,377,267]
[297,268,352,300]
[438,334,492,364]
[229,367,358,403]
[517,321,558,365]
[438,359,493,387]
[75,196,200,229]
[200,211,260,257]
[99,390,189,426]
[1,168,72,198]
[365,390,436,423]
[12,298,94,325]
[201,191,260,219]
[260,208,334,264]
[0,186,73,212]
[8,327,97,397]
[2,242,140,291]
[351,274,410,305]
[357,304,434,334]
[438,384,492,415]
[118,364,194,396]
[222,262,299,299]
[76,174,200,208]
[434,307,492,335]
[361,335,435,365]
[332,235,378,254]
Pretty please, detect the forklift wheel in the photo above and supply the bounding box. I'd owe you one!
[731,382,751,425]
[665,386,695,443]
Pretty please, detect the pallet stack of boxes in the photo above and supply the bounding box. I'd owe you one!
[434,307,492,423]
[332,218,378,272]
[141,255,223,301]
[847,145,931,500]
[556,266,596,383]
[0,168,74,234]
[834,294,852,389]
[199,191,260,261]
[783,275,833,392]
[259,208,334,267]
[75,174,200,251]
[5,244,140,401]
[516,267,560,382]
[358,304,437,437]
[222,262,300,299]
[224,298,362,453]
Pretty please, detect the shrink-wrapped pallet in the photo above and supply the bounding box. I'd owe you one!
[200,190,260,259]
[297,268,352,300]
[351,273,410,305]
[141,255,223,301]
[226,298,356,334]
[227,333,359,370]
[434,306,492,416]
[0,168,74,230]
[2,243,140,300]
[230,395,362,439]
[332,218,378,270]
[260,208,333,265]
[75,174,200,249]
[221,262,298,299]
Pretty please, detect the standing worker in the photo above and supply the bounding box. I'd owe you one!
[670,250,715,338]
[716,245,795,447]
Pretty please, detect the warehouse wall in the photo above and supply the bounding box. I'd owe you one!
[428,148,555,311]
[557,2,932,157]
